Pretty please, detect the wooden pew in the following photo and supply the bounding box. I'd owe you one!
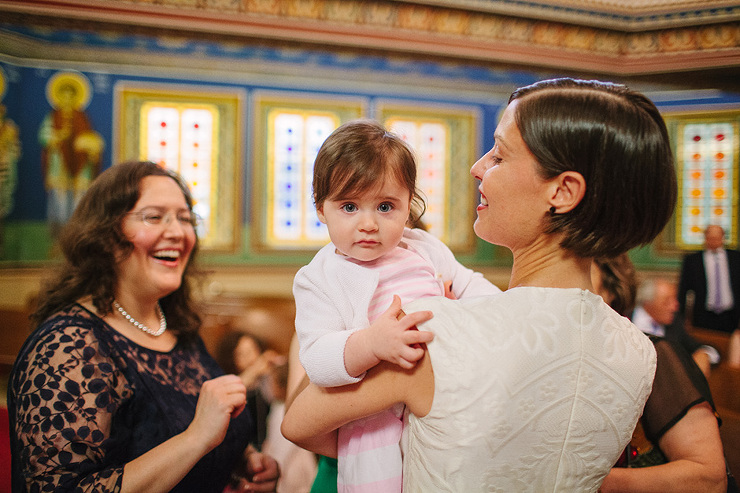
[0,308,33,371]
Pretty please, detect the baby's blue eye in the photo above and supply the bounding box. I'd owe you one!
[342,204,357,213]
[378,203,393,213]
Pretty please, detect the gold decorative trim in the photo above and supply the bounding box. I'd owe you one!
[0,0,737,75]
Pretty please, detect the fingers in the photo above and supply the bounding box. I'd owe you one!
[190,376,248,452]
[200,375,247,415]
[245,450,265,475]
[404,328,434,345]
[401,309,434,328]
[383,295,404,319]
[242,453,280,491]
[398,345,427,366]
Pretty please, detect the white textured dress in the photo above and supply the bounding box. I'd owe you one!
[401,287,656,492]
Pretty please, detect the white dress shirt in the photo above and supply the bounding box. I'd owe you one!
[704,248,734,313]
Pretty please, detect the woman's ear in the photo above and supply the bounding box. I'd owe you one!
[547,171,586,214]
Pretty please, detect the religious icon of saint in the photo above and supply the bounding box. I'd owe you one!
[39,71,104,236]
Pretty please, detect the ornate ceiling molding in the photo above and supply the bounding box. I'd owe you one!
[0,0,738,75]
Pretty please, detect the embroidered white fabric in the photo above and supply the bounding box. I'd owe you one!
[402,287,656,493]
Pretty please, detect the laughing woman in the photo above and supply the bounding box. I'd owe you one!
[8,161,279,492]
[282,78,677,492]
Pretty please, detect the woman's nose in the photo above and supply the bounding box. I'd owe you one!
[470,158,483,179]
[162,216,186,237]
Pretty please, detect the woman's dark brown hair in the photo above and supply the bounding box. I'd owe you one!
[312,119,426,224]
[510,78,677,258]
[594,254,637,316]
[32,161,202,338]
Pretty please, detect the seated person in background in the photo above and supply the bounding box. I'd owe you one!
[217,331,285,450]
[593,256,729,493]
[632,277,719,378]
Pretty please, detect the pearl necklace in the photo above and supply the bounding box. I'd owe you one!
[113,300,167,336]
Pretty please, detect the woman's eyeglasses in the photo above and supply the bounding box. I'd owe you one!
[127,209,199,228]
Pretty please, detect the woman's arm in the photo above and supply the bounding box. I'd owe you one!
[121,375,249,493]
[599,402,727,493]
[282,349,434,455]
[283,374,339,458]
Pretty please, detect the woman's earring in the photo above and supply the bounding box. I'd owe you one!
[549,206,557,215]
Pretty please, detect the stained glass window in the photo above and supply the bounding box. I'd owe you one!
[118,86,242,251]
[143,104,216,240]
[385,118,447,239]
[668,115,740,250]
[380,105,477,251]
[254,97,477,252]
[253,95,363,250]
[268,111,338,245]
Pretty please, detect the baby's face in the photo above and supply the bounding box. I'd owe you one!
[317,177,411,262]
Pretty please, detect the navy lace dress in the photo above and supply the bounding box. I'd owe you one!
[8,304,254,493]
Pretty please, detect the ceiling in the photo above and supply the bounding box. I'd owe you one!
[0,0,738,86]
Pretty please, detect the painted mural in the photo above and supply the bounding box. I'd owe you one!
[39,71,104,237]
[0,66,20,256]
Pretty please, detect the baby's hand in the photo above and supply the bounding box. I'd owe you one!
[344,296,434,377]
[367,295,434,369]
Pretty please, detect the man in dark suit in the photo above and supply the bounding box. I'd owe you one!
[678,224,740,334]
[633,277,719,377]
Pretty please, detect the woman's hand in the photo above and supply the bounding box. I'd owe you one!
[187,374,247,454]
[227,446,280,492]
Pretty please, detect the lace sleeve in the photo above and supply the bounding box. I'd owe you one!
[11,316,129,492]
[641,337,717,445]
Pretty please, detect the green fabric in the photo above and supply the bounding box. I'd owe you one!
[310,455,338,493]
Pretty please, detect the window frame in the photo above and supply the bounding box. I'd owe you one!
[658,109,740,253]
[115,82,245,252]
[250,91,365,253]
[376,101,480,253]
